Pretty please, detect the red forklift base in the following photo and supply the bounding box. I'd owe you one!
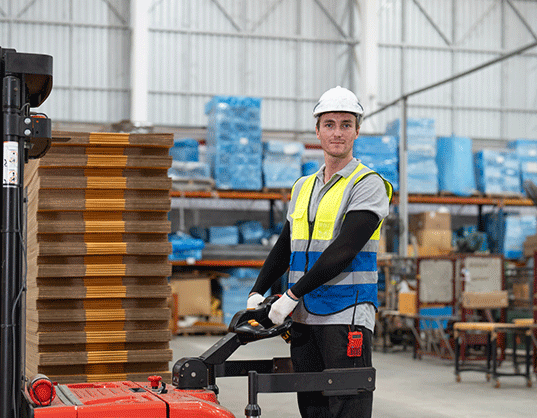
[23,380,235,418]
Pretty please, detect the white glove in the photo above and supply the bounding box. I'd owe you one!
[268,291,299,325]
[247,293,265,309]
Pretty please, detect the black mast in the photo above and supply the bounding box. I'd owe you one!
[1,47,52,418]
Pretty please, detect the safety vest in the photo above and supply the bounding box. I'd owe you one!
[288,163,392,315]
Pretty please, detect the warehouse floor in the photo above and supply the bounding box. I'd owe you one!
[170,335,536,418]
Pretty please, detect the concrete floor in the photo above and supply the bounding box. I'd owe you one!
[169,335,536,418]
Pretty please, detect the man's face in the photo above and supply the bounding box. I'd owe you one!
[316,112,359,159]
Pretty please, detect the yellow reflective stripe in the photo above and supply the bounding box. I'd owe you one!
[290,175,316,240]
[370,220,383,241]
[313,164,366,241]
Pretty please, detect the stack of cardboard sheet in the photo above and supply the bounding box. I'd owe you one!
[24,131,173,383]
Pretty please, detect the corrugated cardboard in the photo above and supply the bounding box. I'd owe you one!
[409,211,451,232]
[415,229,452,250]
[398,291,417,315]
[170,278,212,317]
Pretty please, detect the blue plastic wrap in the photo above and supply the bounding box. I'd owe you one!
[385,118,435,137]
[354,135,398,155]
[168,231,205,261]
[508,138,537,158]
[474,150,521,195]
[208,226,240,245]
[407,154,438,194]
[263,140,305,156]
[358,154,399,192]
[436,136,476,196]
[206,95,263,190]
[170,138,199,162]
[503,215,537,259]
[236,220,268,244]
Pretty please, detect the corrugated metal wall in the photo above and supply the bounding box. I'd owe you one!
[1,0,535,143]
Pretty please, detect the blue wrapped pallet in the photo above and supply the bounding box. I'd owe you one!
[354,136,399,191]
[508,138,537,193]
[385,118,436,137]
[205,95,263,190]
[407,135,437,157]
[168,231,205,261]
[358,154,399,192]
[213,141,263,190]
[503,215,537,259]
[436,136,476,196]
[407,154,438,194]
[237,220,267,244]
[208,226,240,245]
[170,138,199,162]
[474,150,521,195]
[262,140,304,188]
[508,138,537,158]
[354,135,398,155]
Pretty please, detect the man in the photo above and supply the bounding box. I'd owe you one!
[247,86,392,418]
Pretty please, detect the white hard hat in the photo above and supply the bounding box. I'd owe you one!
[313,86,364,125]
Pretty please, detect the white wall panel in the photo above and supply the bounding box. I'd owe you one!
[13,0,70,23]
[72,0,128,25]
[0,0,535,142]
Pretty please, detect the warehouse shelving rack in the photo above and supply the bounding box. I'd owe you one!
[169,190,536,268]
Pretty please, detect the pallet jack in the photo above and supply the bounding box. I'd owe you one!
[2,48,376,418]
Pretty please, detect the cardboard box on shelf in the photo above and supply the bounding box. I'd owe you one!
[409,211,451,232]
[398,291,417,315]
[417,246,452,257]
[415,229,452,250]
[170,277,212,317]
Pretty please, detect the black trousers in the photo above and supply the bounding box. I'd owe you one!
[290,322,373,418]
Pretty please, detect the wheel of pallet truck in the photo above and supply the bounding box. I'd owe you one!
[486,373,491,382]
[527,379,532,388]
[455,374,461,383]
[494,379,500,388]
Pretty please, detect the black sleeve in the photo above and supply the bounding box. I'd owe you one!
[249,221,291,296]
[290,210,380,298]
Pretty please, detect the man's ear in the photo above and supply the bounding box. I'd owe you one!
[316,125,321,140]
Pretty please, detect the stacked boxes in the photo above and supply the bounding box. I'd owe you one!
[262,140,304,188]
[386,118,437,194]
[498,214,537,259]
[24,131,173,384]
[205,96,263,190]
[474,150,521,195]
[508,139,537,193]
[354,135,399,191]
[436,136,476,196]
[409,211,452,256]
